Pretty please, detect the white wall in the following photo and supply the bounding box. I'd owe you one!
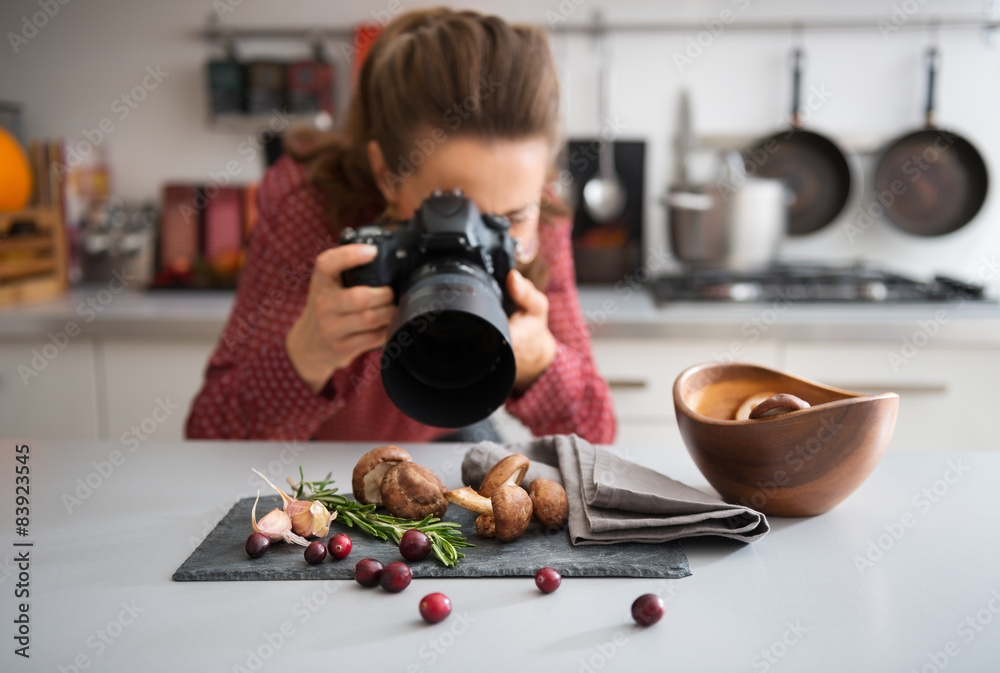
[2,0,998,290]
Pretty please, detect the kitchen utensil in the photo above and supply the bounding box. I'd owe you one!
[582,28,626,224]
[673,362,898,517]
[664,91,728,263]
[873,48,988,236]
[744,48,853,236]
[722,152,786,269]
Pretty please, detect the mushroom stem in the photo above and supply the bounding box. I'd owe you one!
[445,486,493,516]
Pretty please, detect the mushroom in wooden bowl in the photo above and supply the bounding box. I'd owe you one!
[673,362,899,517]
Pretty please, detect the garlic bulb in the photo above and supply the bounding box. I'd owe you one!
[252,468,336,538]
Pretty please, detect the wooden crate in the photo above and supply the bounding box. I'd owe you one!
[0,206,68,308]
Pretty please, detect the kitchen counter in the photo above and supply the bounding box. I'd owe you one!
[2,285,1000,342]
[3,438,998,671]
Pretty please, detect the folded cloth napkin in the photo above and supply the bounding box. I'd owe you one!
[461,435,769,545]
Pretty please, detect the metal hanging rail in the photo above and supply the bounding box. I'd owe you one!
[198,15,997,42]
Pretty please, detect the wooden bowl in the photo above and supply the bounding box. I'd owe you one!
[673,362,898,517]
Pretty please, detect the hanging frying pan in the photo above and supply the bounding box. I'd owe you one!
[873,48,988,237]
[744,48,853,236]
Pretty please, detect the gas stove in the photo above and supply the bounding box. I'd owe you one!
[649,263,990,304]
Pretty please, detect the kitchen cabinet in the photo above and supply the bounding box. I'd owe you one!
[784,342,1000,452]
[100,336,216,443]
[0,337,100,438]
[592,338,781,447]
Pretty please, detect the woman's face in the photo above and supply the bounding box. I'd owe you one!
[369,135,550,263]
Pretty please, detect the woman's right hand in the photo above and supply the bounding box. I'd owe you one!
[286,244,395,393]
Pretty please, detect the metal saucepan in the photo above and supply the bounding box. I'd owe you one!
[873,47,988,237]
[744,48,853,236]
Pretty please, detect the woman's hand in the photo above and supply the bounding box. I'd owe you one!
[286,244,395,393]
[506,269,557,393]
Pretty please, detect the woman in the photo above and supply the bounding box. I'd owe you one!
[186,8,616,443]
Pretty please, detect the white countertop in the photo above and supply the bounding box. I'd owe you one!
[3,438,998,671]
[2,286,1000,342]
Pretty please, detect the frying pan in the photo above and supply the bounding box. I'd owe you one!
[744,49,853,236]
[873,48,988,237]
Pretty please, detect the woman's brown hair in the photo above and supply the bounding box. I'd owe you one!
[286,8,568,285]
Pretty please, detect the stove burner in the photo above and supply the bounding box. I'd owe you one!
[650,263,989,304]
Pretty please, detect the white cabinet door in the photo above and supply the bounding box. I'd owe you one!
[784,342,1000,451]
[100,337,217,443]
[592,338,781,423]
[0,338,99,438]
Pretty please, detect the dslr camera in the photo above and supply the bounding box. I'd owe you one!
[340,190,518,428]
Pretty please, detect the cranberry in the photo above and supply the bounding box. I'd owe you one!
[419,593,452,624]
[328,532,352,560]
[245,533,270,559]
[399,530,431,561]
[353,558,385,587]
[534,567,562,594]
[304,540,327,565]
[631,593,665,626]
[379,561,412,593]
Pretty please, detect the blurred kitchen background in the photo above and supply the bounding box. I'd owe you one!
[1,0,999,448]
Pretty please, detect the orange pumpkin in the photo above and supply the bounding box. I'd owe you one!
[0,128,33,211]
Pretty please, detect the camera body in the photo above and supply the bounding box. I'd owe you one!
[340,190,517,315]
[338,190,519,429]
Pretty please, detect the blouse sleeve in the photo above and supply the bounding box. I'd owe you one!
[185,158,344,440]
[504,218,617,444]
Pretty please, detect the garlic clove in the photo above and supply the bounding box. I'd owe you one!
[251,491,293,542]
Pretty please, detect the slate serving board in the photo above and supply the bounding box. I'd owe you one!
[173,496,691,581]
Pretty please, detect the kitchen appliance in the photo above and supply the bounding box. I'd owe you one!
[873,47,988,236]
[581,26,626,224]
[744,48,853,236]
[650,262,989,304]
[568,139,644,284]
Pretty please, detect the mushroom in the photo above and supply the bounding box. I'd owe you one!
[528,478,569,528]
[478,453,530,498]
[380,462,449,520]
[735,391,777,421]
[446,485,533,542]
[749,393,811,419]
[352,445,413,505]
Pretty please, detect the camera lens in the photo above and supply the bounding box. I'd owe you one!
[381,261,516,428]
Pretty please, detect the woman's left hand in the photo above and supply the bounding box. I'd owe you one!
[506,269,557,393]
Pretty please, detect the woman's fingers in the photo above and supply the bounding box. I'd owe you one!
[507,269,548,317]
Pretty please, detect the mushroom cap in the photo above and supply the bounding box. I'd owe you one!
[380,462,448,520]
[478,453,530,498]
[352,445,413,505]
[491,484,533,542]
[749,393,811,419]
[528,478,569,528]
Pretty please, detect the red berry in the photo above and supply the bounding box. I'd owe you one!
[534,567,562,594]
[353,558,384,587]
[245,533,270,559]
[631,594,665,626]
[419,593,452,624]
[328,533,352,560]
[304,540,327,565]
[379,561,412,593]
[399,529,431,561]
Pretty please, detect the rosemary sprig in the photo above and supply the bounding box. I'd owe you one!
[289,467,472,568]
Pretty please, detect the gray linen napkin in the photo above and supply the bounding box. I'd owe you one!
[461,435,769,545]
